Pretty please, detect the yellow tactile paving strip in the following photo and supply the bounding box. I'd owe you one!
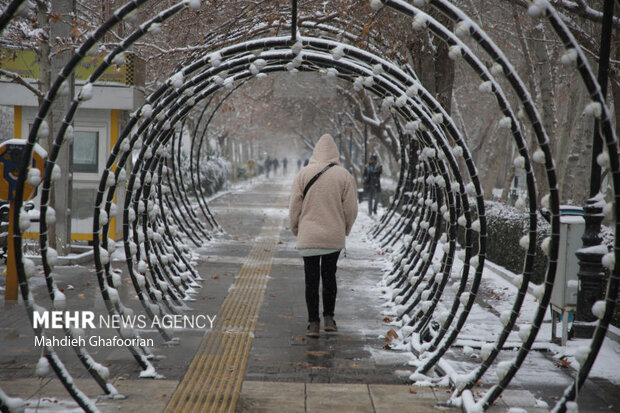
[165,197,286,413]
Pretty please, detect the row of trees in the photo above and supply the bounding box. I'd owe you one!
[1,0,618,205]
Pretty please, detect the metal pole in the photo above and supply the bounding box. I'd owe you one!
[364,123,368,164]
[4,200,17,304]
[574,0,615,338]
[589,0,614,198]
[291,0,297,41]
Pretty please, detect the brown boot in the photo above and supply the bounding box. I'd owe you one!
[324,316,338,332]
[306,321,320,338]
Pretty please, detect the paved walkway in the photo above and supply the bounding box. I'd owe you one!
[1,177,613,412]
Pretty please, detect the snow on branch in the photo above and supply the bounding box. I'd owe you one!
[0,68,43,98]
[361,112,382,128]
[510,0,620,28]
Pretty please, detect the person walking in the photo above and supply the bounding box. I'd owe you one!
[363,154,382,215]
[273,158,280,175]
[282,157,288,175]
[289,134,358,338]
[265,156,272,178]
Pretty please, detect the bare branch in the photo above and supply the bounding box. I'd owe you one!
[0,68,43,98]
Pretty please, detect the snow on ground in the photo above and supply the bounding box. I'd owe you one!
[351,204,620,387]
[112,177,619,388]
[22,396,88,413]
[477,261,620,385]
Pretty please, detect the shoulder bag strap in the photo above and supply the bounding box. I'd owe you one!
[302,163,336,199]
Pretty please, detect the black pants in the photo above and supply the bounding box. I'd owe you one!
[367,187,380,215]
[303,251,340,322]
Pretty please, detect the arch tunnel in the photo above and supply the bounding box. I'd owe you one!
[0,0,619,412]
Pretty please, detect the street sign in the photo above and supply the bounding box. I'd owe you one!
[0,139,47,303]
[0,139,47,201]
[247,159,256,183]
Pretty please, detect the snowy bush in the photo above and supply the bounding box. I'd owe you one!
[198,157,231,196]
[473,201,550,284]
[235,164,249,181]
[179,153,231,196]
[480,201,616,288]
[467,201,620,327]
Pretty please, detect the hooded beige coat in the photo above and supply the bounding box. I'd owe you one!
[289,134,358,250]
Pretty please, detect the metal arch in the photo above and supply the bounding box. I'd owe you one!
[0,1,618,412]
[3,1,154,411]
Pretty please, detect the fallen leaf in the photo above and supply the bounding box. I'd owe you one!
[385,328,398,342]
[304,351,329,356]
[269,293,277,297]
[212,274,219,279]
[409,388,417,394]
[383,343,392,350]
[475,381,483,387]
[383,317,392,323]
[156,394,167,398]
[78,293,85,299]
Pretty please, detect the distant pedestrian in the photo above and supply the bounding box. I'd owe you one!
[265,156,272,178]
[297,158,302,171]
[363,154,382,215]
[289,134,358,338]
[282,158,288,175]
[273,158,280,175]
[303,158,309,166]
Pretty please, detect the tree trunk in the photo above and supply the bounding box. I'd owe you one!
[48,0,76,254]
[529,23,555,205]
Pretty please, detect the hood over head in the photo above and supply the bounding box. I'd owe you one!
[310,133,340,165]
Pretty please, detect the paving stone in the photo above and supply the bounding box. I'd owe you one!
[306,383,374,413]
[2,180,616,412]
[237,381,305,413]
[369,384,448,413]
[0,378,178,412]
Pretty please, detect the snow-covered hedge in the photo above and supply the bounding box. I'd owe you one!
[482,201,551,284]
[179,154,231,196]
[483,201,620,327]
[198,157,231,196]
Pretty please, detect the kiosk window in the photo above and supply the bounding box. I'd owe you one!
[73,131,99,173]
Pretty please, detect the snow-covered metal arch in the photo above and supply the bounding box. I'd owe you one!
[0,0,618,412]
